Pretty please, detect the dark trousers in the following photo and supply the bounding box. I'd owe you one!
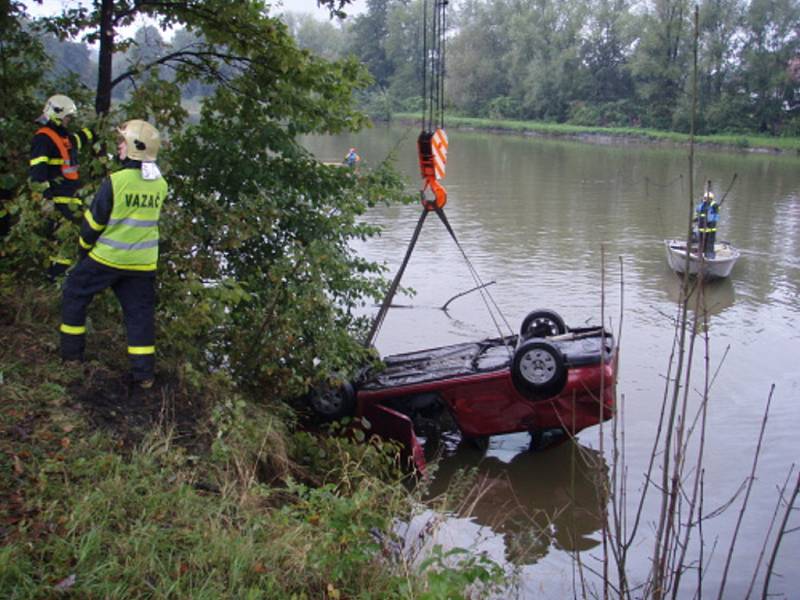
[702,229,717,257]
[61,257,156,381]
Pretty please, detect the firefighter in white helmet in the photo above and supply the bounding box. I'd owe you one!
[694,189,720,258]
[29,94,96,279]
[60,119,168,389]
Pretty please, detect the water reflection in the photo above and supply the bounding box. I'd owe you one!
[302,126,800,596]
[426,437,609,565]
[658,268,737,319]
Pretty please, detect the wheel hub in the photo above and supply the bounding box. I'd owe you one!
[520,349,556,384]
[530,318,558,337]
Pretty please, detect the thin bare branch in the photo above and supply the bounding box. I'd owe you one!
[672,273,713,597]
[715,173,738,208]
[111,48,252,88]
[762,470,800,598]
[699,480,750,523]
[744,464,796,600]
[716,386,774,600]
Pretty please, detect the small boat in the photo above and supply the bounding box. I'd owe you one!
[664,239,740,279]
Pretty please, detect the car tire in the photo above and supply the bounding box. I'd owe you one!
[529,427,567,451]
[512,339,567,399]
[520,309,567,340]
[308,380,356,421]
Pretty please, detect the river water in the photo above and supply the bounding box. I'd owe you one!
[301,124,800,598]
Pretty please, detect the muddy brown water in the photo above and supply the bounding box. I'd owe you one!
[301,124,800,598]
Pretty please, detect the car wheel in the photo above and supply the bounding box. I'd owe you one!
[512,339,567,399]
[529,427,567,451]
[520,309,567,340]
[309,380,356,421]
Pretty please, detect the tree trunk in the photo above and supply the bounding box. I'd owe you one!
[95,0,114,115]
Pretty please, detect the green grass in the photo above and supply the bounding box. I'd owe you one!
[0,279,505,599]
[392,113,800,153]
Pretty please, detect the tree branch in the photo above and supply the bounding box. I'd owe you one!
[110,47,253,89]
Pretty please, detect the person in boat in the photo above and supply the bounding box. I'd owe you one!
[60,120,167,390]
[29,94,96,280]
[694,190,720,258]
[343,147,360,168]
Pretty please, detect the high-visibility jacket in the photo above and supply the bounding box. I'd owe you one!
[29,122,94,210]
[87,167,168,272]
[695,199,719,233]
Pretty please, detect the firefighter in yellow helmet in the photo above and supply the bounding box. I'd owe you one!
[29,94,96,279]
[60,120,168,389]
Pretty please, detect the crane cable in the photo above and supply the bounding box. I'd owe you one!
[365,0,514,349]
[421,0,446,133]
[418,0,448,212]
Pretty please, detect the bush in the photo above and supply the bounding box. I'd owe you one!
[357,88,394,121]
[777,112,800,137]
[703,96,756,135]
[567,100,640,128]
[487,96,521,120]
[396,95,424,114]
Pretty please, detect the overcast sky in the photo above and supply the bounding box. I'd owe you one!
[24,0,365,37]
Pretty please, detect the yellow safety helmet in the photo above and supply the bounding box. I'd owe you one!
[42,94,77,122]
[117,119,161,161]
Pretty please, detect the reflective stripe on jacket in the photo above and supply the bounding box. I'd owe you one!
[33,126,79,180]
[88,168,168,272]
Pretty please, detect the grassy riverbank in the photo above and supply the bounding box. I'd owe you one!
[392,113,800,154]
[0,281,501,598]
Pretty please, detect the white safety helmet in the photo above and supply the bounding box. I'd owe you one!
[117,119,161,161]
[42,94,77,122]
[703,191,715,201]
